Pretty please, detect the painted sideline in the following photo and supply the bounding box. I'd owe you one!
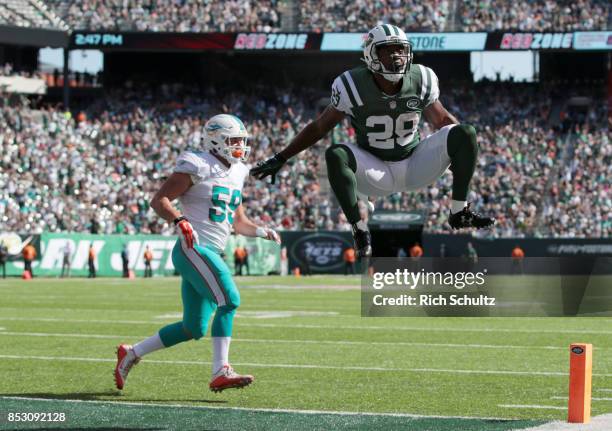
[1,354,608,377]
[0,395,517,421]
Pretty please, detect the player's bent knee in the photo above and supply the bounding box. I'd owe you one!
[325,145,356,172]
[448,124,478,155]
[183,320,206,340]
[221,294,240,310]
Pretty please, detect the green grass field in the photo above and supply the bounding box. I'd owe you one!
[0,276,611,430]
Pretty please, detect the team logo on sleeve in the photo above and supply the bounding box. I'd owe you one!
[331,87,341,107]
[406,97,420,109]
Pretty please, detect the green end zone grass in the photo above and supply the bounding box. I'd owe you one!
[0,276,610,430]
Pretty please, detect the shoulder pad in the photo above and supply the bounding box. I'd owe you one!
[414,64,440,107]
[174,152,210,181]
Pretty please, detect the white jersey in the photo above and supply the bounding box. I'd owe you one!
[174,151,249,253]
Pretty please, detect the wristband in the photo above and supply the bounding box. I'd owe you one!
[173,216,187,226]
[255,227,268,238]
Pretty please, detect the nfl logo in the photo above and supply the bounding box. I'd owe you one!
[389,101,396,109]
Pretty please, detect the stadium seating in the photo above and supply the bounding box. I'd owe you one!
[459,0,610,32]
[43,0,282,32]
[0,80,608,238]
[37,0,610,32]
[0,0,66,30]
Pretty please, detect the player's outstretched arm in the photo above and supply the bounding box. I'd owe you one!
[233,205,281,244]
[423,100,459,130]
[250,105,345,184]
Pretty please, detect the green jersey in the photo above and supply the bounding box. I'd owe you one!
[331,64,440,161]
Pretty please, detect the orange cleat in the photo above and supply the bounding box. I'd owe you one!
[114,344,140,390]
[209,364,254,393]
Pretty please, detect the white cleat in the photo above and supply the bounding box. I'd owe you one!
[209,364,254,393]
[114,344,140,390]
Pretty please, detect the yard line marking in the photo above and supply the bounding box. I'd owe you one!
[1,354,609,377]
[1,316,612,335]
[244,323,612,335]
[551,396,612,401]
[0,330,591,351]
[597,389,612,392]
[499,404,567,410]
[0,317,157,325]
[0,396,513,421]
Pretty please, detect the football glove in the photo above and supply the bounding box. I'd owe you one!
[250,153,287,185]
[256,227,281,244]
[175,217,199,249]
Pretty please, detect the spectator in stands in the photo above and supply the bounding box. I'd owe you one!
[22,243,36,277]
[143,245,153,278]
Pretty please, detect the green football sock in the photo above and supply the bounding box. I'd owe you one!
[447,124,478,201]
[325,145,361,225]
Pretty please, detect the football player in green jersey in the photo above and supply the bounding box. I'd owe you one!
[251,24,495,258]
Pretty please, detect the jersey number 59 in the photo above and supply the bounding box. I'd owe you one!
[366,112,419,149]
[209,185,241,224]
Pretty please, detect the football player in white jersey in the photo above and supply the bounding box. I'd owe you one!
[114,114,281,393]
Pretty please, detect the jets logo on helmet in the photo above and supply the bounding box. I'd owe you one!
[204,114,251,164]
[362,24,412,83]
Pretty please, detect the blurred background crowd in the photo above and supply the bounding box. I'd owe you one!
[0,0,609,240]
[1,78,608,238]
[0,1,608,32]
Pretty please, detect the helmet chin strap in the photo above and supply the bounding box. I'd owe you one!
[380,72,403,83]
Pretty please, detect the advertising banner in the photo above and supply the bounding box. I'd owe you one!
[0,232,280,277]
[321,32,487,52]
[485,32,573,50]
[280,230,358,274]
[69,31,611,52]
[423,234,612,259]
[573,31,612,50]
[70,32,322,51]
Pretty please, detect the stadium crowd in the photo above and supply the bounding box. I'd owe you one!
[459,0,610,32]
[0,78,609,238]
[45,0,281,32]
[37,0,610,32]
[298,0,449,33]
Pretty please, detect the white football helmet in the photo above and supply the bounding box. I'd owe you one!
[362,24,412,83]
[204,114,250,164]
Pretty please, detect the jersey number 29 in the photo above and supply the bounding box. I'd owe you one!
[366,112,419,149]
[209,185,241,224]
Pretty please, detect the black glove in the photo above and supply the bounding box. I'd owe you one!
[250,153,287,185]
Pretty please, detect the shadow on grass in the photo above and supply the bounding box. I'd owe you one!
[1,391,229,404]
